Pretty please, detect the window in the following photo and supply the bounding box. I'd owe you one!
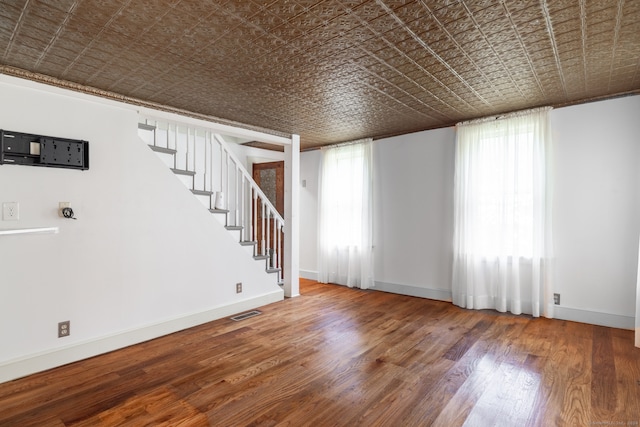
[317,139,374,289]
[452,108,553,317]
[320,146,365,247]
[468,124,537,258]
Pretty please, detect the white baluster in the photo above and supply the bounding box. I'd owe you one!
[251,188,257,245]
[234,164,239,231]
[153,120,157,147]
[233,164,238,228]
[173,124,177,169]
[277,219,281,269]
[272,214,277,270]
[208,135,213,196]
[220,141,224,197]
[203,132,207,192]
[241,175,246,241]
[185,127,190,171]
[193,129,197,180]
[171,124,177,169]
[266,209,271,267]
[261,200,266,256]
[224,150,231,216]
[279,221,283,282]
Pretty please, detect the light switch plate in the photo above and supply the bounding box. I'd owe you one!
[2,202,19,220]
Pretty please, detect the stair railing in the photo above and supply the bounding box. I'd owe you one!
[140,117,284,282]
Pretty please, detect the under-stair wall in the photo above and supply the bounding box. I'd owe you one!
[138,118,286,284]
[0,74,283,383]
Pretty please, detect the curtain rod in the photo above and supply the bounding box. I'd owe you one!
[457,106,552,126]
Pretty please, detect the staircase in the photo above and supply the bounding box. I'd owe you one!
[138,118,284,285]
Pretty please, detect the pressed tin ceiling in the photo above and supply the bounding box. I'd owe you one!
[0,0,639,150]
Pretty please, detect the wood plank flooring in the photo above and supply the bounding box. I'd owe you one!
[1,279,639,426]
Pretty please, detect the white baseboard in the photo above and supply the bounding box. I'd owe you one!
[372,281,634,331]
[300,270,318,281]
[373,281,452,302]
[298,275,453,303]
[553,305,635,330]
[0,290,283,384]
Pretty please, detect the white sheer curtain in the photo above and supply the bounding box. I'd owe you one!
[452,108,553,317]
[318,138,374,289]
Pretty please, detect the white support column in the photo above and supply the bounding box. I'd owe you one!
[636,236,640,348]
[284,134,300,298]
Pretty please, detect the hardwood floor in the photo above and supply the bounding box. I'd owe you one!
[1,279,639,426]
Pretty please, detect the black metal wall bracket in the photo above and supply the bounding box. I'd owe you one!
[0,129,89,170]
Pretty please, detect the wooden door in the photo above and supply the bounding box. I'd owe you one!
[253,161,284,274]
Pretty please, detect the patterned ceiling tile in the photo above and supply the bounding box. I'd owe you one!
[0,5,20,33]
[549,6,582,25]
[350,1,386,22]
[431,1,468,24]
[173,0,222,20]
[217,0,262,19]
[508,5,542,29]
[32,0,79,11]
[29,2,71,24]
[0,0,638,148]
[461,0,501,13]
[392,1,427,21]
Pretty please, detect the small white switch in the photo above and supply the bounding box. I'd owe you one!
[2,202,19,220]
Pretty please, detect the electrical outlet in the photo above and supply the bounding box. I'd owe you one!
[58,321,70,338]
[553,293,560,305]
[236,282,242,293]
[2,202,19,220]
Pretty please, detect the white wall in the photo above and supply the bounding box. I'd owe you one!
[299,95,640,329]
[372,128,456,300]
[300,149,321,278]
[552,95,640,328]
[0,75,282,383]
[299,128,456,302]
[636,238,640,347]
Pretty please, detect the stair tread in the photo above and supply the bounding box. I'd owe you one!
[191,189,213,196]
[266,268,281,273]
[209,208,229,214]
[253,255,269,260]
[171,168,195,176]
[225,225,243,230]
[240,241,256,246]
[138,123,156,130]
[149,145,176,155]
